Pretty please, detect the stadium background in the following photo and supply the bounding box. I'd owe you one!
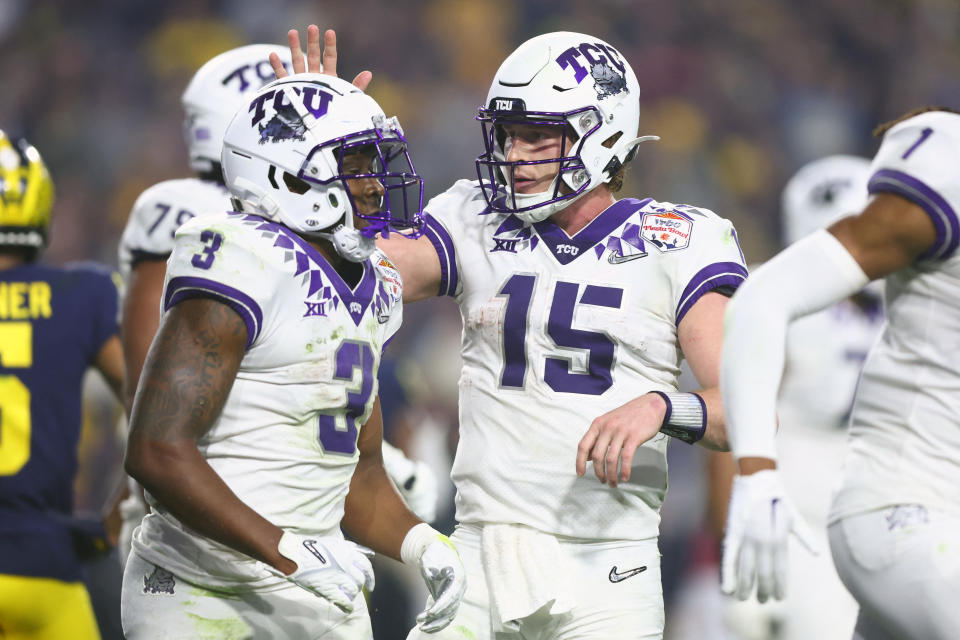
[1,0,957,637]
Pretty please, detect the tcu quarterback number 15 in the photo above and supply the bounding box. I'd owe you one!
[498,274,623,395]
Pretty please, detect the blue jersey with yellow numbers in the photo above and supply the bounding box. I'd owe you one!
[0,261,119,581]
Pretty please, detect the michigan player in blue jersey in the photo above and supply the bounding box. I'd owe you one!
[0,132,124,639]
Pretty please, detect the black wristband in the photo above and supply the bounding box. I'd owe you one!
[651,391,706,444]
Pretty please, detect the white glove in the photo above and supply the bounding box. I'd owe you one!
[272,531,375,612]
[382,441,440,523]
[720,470,818,602]
[401,523,467,633]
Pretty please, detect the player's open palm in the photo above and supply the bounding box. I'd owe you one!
[576,393,665,487]
[720,470,818,603]
[269,24,372,91]
[273,531,375,612]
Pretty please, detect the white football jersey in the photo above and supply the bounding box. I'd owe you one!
[423,180,747,540]
[831,110,960,522]
[133,211,403,589]
[117,178,231,281]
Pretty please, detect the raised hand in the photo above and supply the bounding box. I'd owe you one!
[269,25,372,90]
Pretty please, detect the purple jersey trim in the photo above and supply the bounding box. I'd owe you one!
[730,227,746,264]
[533,198,653,265]
[422,214,459,297]
[164,276,263,348]
[676,261,748,326]
[270,224,377,324]
[868,168,959,261]
[225,212,377,325]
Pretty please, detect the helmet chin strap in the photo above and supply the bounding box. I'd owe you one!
[322,224,376,263]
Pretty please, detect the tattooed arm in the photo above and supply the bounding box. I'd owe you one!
[124,297,295,573]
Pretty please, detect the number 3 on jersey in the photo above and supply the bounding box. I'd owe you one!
[191,230,224,269]
[498,274,623,395]
[317,341,375,455]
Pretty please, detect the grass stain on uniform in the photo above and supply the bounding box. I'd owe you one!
[454,625,478,639]
[187,612,249,639]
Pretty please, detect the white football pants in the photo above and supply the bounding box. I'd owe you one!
[828,505,960,640]
[407,523,664,640]
[121,548,372,639]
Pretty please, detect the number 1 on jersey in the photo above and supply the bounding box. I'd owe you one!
[902,127,933,160]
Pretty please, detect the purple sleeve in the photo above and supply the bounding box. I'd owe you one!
[163,276,264,349]
[675,261,748,326]
[868,169,960,261]
[422,213,459,297]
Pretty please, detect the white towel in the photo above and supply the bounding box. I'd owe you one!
[481,524,575,631]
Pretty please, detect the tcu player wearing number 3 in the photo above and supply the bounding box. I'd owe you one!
[120,74,465,638]
[118,42,440,573]
[721,107,960,640]
[369,32,745,638]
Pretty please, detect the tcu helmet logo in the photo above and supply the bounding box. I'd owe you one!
[555,42,628,100]
[249,86,333,144]
[221,59,284,93]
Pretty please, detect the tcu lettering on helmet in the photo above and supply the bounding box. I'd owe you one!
[249,87,334,147]
[221,73,424,261]
[181,44,294,173]
[476,31,658,223]
[221,59,279,93]
[555,42,627,86]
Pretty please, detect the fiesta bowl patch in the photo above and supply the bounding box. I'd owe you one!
[376,256,403,301]
[641,212,692,252]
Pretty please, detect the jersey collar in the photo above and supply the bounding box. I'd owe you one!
[533,198,652,265]
[231,212,376,326]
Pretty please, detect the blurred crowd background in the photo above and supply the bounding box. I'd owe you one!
[2,0,957,637]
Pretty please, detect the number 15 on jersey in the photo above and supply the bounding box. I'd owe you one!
[498,273,623,396]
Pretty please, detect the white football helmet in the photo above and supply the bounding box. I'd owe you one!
[476,31,658,223]
[221,73,423,262]
[781,155,871,245]
[181,44,293,174]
